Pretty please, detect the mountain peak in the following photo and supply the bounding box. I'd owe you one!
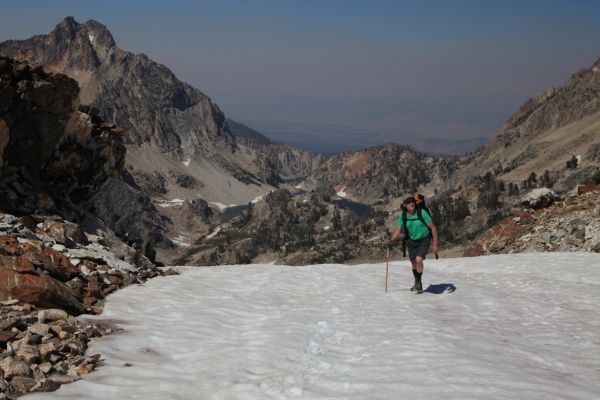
[53,16,80,39]
[50,17,116,51]
[83,19,116,49]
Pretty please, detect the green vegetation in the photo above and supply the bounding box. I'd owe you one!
[584,169,600,184]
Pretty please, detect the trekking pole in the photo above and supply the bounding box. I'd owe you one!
[385,246,390,292]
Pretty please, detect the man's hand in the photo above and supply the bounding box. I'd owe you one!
[432,242,439,255]
[383,237,393,245]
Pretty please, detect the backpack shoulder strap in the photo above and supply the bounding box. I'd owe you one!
[417,208,433,237]
[401,211,408,255]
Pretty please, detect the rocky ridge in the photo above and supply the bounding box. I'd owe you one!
[464,186,600,257]
[441,56,600,200]
[0,57,175,397]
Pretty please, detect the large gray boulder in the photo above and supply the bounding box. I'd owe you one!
[521,188,558,209]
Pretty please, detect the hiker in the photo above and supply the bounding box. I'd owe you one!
[384,195,439,293]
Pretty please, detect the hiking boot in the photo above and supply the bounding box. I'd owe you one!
[413,282,423,294]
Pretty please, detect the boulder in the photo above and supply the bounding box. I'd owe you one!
[37,309,68,323]
[0,268,84,315]
[521,188,558,209]
[578,184,600,195]
[10,376,38,393]
[0,357,32,379]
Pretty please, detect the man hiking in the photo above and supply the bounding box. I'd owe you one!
[384,195,439,293]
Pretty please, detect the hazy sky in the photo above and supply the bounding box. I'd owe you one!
[2,0,599,153]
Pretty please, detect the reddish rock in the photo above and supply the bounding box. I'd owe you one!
[0,235,21,254]
[0,330,17,344]
[106,274,123,286]
[22,245,79,281]
[0,268,84,315]
[578,184,600,195]
[0,256,37,274]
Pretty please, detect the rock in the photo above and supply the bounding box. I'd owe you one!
[577,184,600,195]
[46,373,78,385]
[58,331,72,340]
[0,330,17,344]
[9,375,37,393]
[27,324,50,336]
[37,309,69,323]
[161,268,179,276]
[0,256,37,274]
[31,377,61,392]
[0,376,9,392]
[24,333,42,346]
[0,317,19,331]
[0,268,84,315]
[38,343,56,362]
[68,242,136,272]
[521,188,558,209]
[15,346,40,364]
[51,244,66,252]
[38,362,52,374]
[62,222,89,247]
[574,227,586,239]
[0,358,32,379]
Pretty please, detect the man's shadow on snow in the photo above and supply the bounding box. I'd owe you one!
[423,283,456,294]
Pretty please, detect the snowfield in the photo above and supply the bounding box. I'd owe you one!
[25,253,600,400]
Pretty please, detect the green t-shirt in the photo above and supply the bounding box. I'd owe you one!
[397,209,432,241]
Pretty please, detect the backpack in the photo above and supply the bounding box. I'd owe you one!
[400,193,433,257]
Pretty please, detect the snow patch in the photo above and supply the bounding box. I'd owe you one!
[88,34,95,43]
[156,198,186,208]
[336,186,348,198]
[209,202,228,211]
[183,158,191,167]
[171,235,191,248]
[576,154,582,164]
[251,195,264,204]
[29,253,600,400]
[205,227,221,240]
[323,225,331,231]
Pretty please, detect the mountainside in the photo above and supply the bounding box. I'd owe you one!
[306,143,459,203]
[227,119,323,185]
[302,57,600,250]
[0,57,174,397]
[0,17,321,263]
[415,57,600,245]
[0,17,321,200]
[449,57,600,193]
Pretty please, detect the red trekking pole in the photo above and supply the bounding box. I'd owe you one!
[385,246,390,292]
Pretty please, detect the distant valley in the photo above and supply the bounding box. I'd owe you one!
[241,118,491,156]
[1,17,599,267]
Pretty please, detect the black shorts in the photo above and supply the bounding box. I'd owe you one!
[407,237,431,262]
